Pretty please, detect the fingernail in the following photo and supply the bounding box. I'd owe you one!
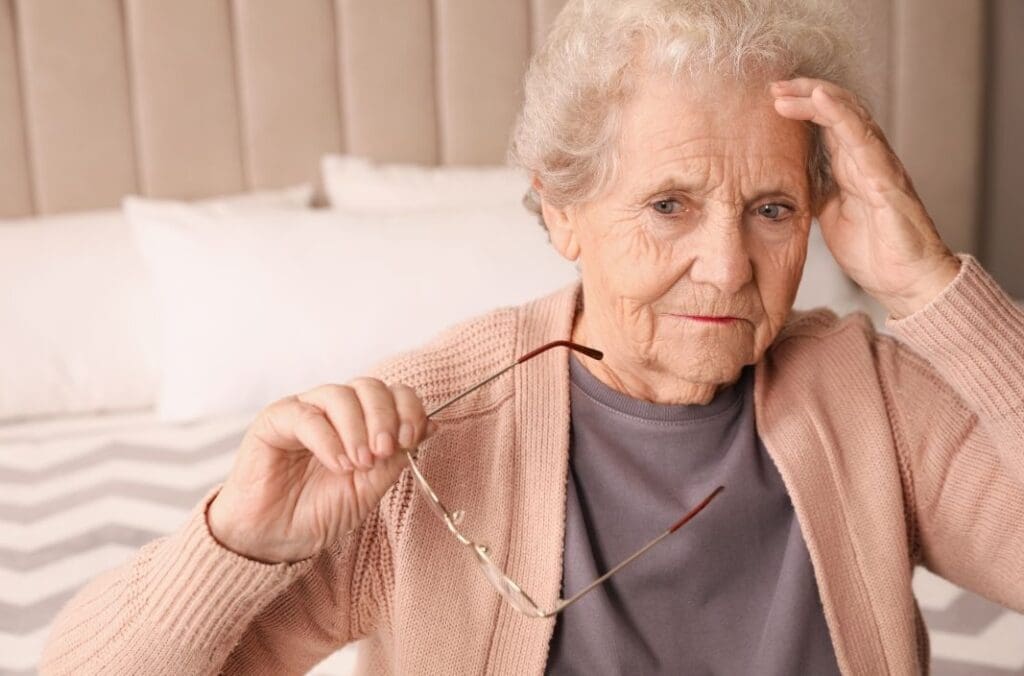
[398,422,414,448]
[375,431,394,458]
[358,445,373,468]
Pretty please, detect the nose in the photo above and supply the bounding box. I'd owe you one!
[685,218,753,295]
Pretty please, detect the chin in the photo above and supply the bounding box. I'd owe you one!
[663,351,750,385]
[657,329,754,378]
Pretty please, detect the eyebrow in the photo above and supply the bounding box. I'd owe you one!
[646,176,804,203]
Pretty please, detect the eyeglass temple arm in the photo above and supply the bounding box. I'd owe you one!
[424,340,603,419]
[547,485,725,616]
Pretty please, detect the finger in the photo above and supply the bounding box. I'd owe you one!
[770,77,857,106]
[771,77,873,128]
[298,385,370,471]
[774,87,901,196]
[390,384,428,452]
[772,78,882,150]
[808,86,902,191]
[349,378,400,460]
[772,95,818,121]
[772,90,865,131]
[257,397,345,474]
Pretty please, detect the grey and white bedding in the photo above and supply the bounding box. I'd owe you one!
[0,410,357,675]
[0,411,1020,675]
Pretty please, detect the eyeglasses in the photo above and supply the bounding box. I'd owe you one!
[404,340,725,618]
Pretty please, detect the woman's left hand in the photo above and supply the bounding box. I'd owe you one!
[770,77,961,319]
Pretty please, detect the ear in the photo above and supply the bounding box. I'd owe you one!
[533,176,581,262]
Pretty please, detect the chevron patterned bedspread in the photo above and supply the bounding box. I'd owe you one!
[0,411,1020,675]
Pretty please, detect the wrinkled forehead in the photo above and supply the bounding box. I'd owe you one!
[615,69,811,197]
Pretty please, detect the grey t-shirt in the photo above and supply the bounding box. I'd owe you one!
[544,356,840,675]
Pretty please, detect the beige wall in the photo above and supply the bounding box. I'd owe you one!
[982,0,1024,298]
[890,0,986,257]
[855,0,1021,296]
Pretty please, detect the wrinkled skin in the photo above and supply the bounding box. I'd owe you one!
[541,71,814,404]
[538,69,959,405]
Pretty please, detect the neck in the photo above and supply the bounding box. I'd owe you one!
[570,307,728,406]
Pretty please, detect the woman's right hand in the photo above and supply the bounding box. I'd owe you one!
[207,378,436,564]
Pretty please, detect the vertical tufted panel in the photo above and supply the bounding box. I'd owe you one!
[891,0,984,255]
[981,0,1024,296]
[433,0,531,164]
[850,0,893,133]
[336,0,438,165]
[14,0,137,214]
[124,0,244,199]
[0,0,31,217]
[530,0,569,52]
[232,0,342,189]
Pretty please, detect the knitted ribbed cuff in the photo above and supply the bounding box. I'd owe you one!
[136,483,318,659]
[887,253,1024,417]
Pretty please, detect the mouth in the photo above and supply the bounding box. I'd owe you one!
[666,314,741,325]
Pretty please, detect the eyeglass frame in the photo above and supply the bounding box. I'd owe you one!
[403,339,725,619]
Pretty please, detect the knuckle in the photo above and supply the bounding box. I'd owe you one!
[390,382,415,396]
[296,401,325,426]
[349,376,384,391]
[392,384,426,409]
[267,393,299,414]
[306,383,342,398]
[354,386,396,418]
[323,385,357,409]
[252,406,281,441]
[365,402,399,427]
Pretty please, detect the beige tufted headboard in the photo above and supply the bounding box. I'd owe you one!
[0,0,570,217]
[0,0,991,264]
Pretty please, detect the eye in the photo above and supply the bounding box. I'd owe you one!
[756,203,792,220]
[651,199,683,215]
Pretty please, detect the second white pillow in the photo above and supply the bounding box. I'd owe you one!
[321,154,532,213]
[126,197,579,421]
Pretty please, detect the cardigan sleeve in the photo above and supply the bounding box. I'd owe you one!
[878,253,1024,611]
[38,479,403,675]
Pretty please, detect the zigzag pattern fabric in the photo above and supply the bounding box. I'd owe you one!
[0,411,1020,675]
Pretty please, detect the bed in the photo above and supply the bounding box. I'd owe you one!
[1,1,1020,674]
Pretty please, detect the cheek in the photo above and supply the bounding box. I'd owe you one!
[751,230,809,317]
[582,217,682,301]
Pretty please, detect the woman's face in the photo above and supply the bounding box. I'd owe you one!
[544,70,813,400]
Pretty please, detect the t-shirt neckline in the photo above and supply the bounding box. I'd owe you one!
[568,353,749,423]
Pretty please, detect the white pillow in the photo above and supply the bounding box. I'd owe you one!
[0,186,312,423]
[321,154,531,213]
[125,197,579,422]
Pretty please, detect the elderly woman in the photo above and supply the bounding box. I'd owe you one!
[42,1,1023,674]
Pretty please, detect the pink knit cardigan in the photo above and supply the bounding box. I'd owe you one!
[41,254,1024,675]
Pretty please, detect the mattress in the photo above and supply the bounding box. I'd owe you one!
[0,410,1020,675]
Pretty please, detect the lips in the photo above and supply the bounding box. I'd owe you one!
[669,314,740,324]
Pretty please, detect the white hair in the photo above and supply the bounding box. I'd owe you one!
[508,0,870,229]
